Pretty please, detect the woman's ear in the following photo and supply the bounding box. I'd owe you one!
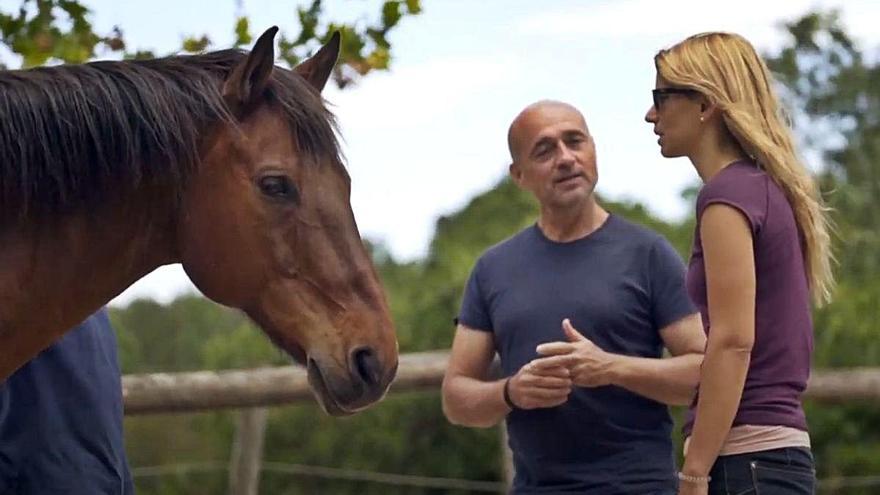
[700,96,721,122]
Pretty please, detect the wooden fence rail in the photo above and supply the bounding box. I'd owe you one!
[122,351,449,414]
[122,351,880,414]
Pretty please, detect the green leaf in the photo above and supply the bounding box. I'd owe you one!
[366,46,390,70]
[124,49,155,60]
[381,1,402,29]
[181,34,210,53]
[294,0,321,45]
[233,15,251,47]
[405,0,422,14]
[277,33,301,67]
[366,27,389,49]
[57,0,88,23]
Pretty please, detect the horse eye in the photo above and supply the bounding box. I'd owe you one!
[258,175,298,202]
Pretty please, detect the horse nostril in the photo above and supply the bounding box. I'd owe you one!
[352,346,382,388]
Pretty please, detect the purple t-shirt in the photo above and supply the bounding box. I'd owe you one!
[684,160,813,435]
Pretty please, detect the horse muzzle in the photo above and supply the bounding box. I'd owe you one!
[306,348,397,416]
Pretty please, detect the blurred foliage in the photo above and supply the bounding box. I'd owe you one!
[0,0,421,87]
[766,10,880,493]
[3,2,879,493]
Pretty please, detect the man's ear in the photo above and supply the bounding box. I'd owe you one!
[509,162,523,185]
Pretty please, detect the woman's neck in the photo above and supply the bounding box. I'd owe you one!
[690,128,750,182]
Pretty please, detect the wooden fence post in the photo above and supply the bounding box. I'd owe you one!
[228,407,268,495]
[500,420,513,493]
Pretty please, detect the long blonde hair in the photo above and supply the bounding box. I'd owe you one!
[655,32,834,305]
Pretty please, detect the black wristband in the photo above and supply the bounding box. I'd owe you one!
[503,377,519,411]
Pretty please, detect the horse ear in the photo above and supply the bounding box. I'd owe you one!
[294,31,340,92]
[223,26,279,113]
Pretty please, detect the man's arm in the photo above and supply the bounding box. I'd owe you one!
[537,314,705,406]
[442,324,572,428]
[609,313,706,405]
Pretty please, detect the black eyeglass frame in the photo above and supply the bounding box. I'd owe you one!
[652,88,699,109]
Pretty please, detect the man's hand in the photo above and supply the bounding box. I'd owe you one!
[507,354,573,410]
[535,319,616,388]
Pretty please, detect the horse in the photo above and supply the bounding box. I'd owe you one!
[0,27,398,416]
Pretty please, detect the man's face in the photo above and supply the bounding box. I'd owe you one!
[509,104,598,210]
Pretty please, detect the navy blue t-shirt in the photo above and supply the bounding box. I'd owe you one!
[0,309,134,494]
[458,214,696,494]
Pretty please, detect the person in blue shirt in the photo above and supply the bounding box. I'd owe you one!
[442,100,706,494]
[0,308,134,494]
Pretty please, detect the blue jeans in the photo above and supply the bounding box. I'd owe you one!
[708,447,816,494]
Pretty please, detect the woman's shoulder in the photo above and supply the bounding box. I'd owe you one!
[697,160,769,230]
[700,160,768,202]
[701,160,766,196]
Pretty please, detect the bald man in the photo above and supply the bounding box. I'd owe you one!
[442,101,706,494]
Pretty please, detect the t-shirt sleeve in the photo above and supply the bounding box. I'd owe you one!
[649,237,698,330]
[456,258,493,332]
[696,166,767,238]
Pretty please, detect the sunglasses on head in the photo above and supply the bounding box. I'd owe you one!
[652,88,699,109]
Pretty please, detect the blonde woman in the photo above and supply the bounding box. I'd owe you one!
[644,32,833,495]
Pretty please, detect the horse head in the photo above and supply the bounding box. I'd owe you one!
[177,28,398,415]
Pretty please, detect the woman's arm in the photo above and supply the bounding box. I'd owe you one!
[681,203,757,478]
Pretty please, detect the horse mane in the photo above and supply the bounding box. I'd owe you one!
[0,49,341,222]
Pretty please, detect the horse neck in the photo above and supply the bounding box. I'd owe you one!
[0,191,178,379]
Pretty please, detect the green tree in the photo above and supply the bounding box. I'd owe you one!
[769,10,880,283]
[0,0,421,88]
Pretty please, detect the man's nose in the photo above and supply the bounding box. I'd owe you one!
[557,143,577,164]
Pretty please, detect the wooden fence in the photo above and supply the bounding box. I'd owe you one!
[121,352,880,494]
